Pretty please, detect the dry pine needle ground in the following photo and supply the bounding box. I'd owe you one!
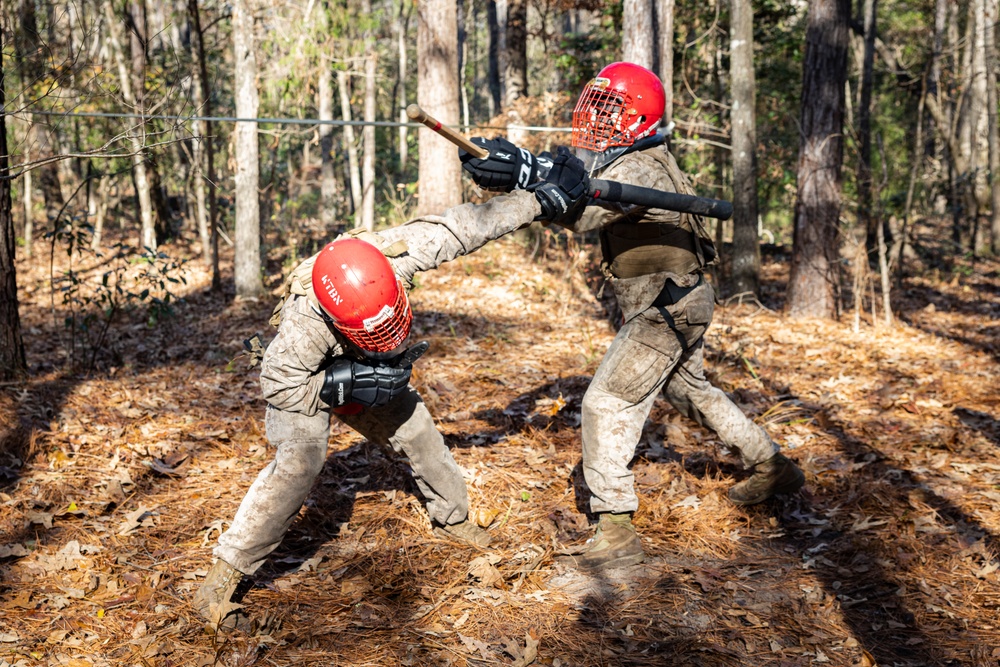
[1,228,999,667]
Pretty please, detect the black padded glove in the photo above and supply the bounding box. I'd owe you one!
[535,151,555,179]
[390,340,430,367]
[320,342,429,409]
[459,137,538,192]
[528,147,589,221]
[320,358,411,408]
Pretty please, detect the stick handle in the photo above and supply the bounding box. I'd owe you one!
[588,179,734,221]
[404,105,733,220]
[406,104,489,159]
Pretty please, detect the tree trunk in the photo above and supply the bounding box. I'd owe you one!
[319,66,338,228]
[17,0,66,228]
[191,51,211,258]
[656,0,675,127]
[898,72,926,277]
[188,0,220,287]
[921,30,971,245]
[487,0,502,116]
[623,0,655,69]
[987,0,1000,254]
[950,0,978,248]
[929,0,945,161]
[127,0,160,249]
[338,69,362,214]
[0,34,28,380]
[184,0,206,256]
[129,0,170,246]
[147,158,172,243]
[787,0,850,319]
[416,0,462,213]
[233,0,263,298]
[22,166,33,260]
[91,174,110,250]
[397,1,411,173]
[877,200,893,327]
[147,0,166,52]
[857,0,877,254]
[712,21,727,253]
[104,0,155,250]
[361,50,377,231]
[728,0,760,297]
[504,0,527,106]
[319,3,338,229]
[457,0,468,128]
[32,122,67,225]
[966,0,987,253]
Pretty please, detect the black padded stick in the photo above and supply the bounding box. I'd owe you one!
[588,179,733,220]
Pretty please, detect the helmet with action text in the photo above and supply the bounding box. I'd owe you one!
[572,62,665,153]
[311,238,412,354]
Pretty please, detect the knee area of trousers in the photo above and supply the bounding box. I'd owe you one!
[390,417,444,454]
[581,387,617,420]
[274,439,328,477]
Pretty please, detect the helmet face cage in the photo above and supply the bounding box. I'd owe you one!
[572,63,665,154]
[332,278,412,354]
[572,79,636,152]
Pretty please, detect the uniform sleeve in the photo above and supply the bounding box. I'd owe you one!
[259,295,344,416]
[375,189,540,283]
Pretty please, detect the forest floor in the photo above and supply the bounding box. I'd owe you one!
[1,220,999,667]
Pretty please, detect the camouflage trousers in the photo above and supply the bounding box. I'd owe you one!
[215,389,469,574]
[581,280,778,515]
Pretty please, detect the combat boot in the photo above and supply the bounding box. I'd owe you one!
[433,519,491,547]
[728,453,805,506]
[192,559,253,633]
[560,513,645,571]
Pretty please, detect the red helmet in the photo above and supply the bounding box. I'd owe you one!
[572,62,666,152]
[311,238,412,353]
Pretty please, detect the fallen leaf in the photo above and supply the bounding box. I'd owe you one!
[850,516,889,532]
[0,544,28,558]
[469,554,503,588]
[34,540,98,572]
[470,507,501,528]
[975,561,999,578]
[533,394,565,418]
[341,577,372,599]
[3,590,35,610]
[458,633,492,661]
[118,506,156,536]
[147,457,187,476]
[505,628,540,667]
[672,495,702,510]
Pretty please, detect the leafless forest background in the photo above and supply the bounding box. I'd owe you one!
[1,0,1000,665]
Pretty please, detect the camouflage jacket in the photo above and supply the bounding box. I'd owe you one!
[564,144,715,322]
[259,189,540,416]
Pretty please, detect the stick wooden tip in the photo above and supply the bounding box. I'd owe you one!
[405,104,423,121]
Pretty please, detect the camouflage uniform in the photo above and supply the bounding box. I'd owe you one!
[214,190,540,575]
[564,145,780,516]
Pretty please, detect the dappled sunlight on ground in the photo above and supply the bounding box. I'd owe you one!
[2,230,998,666]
